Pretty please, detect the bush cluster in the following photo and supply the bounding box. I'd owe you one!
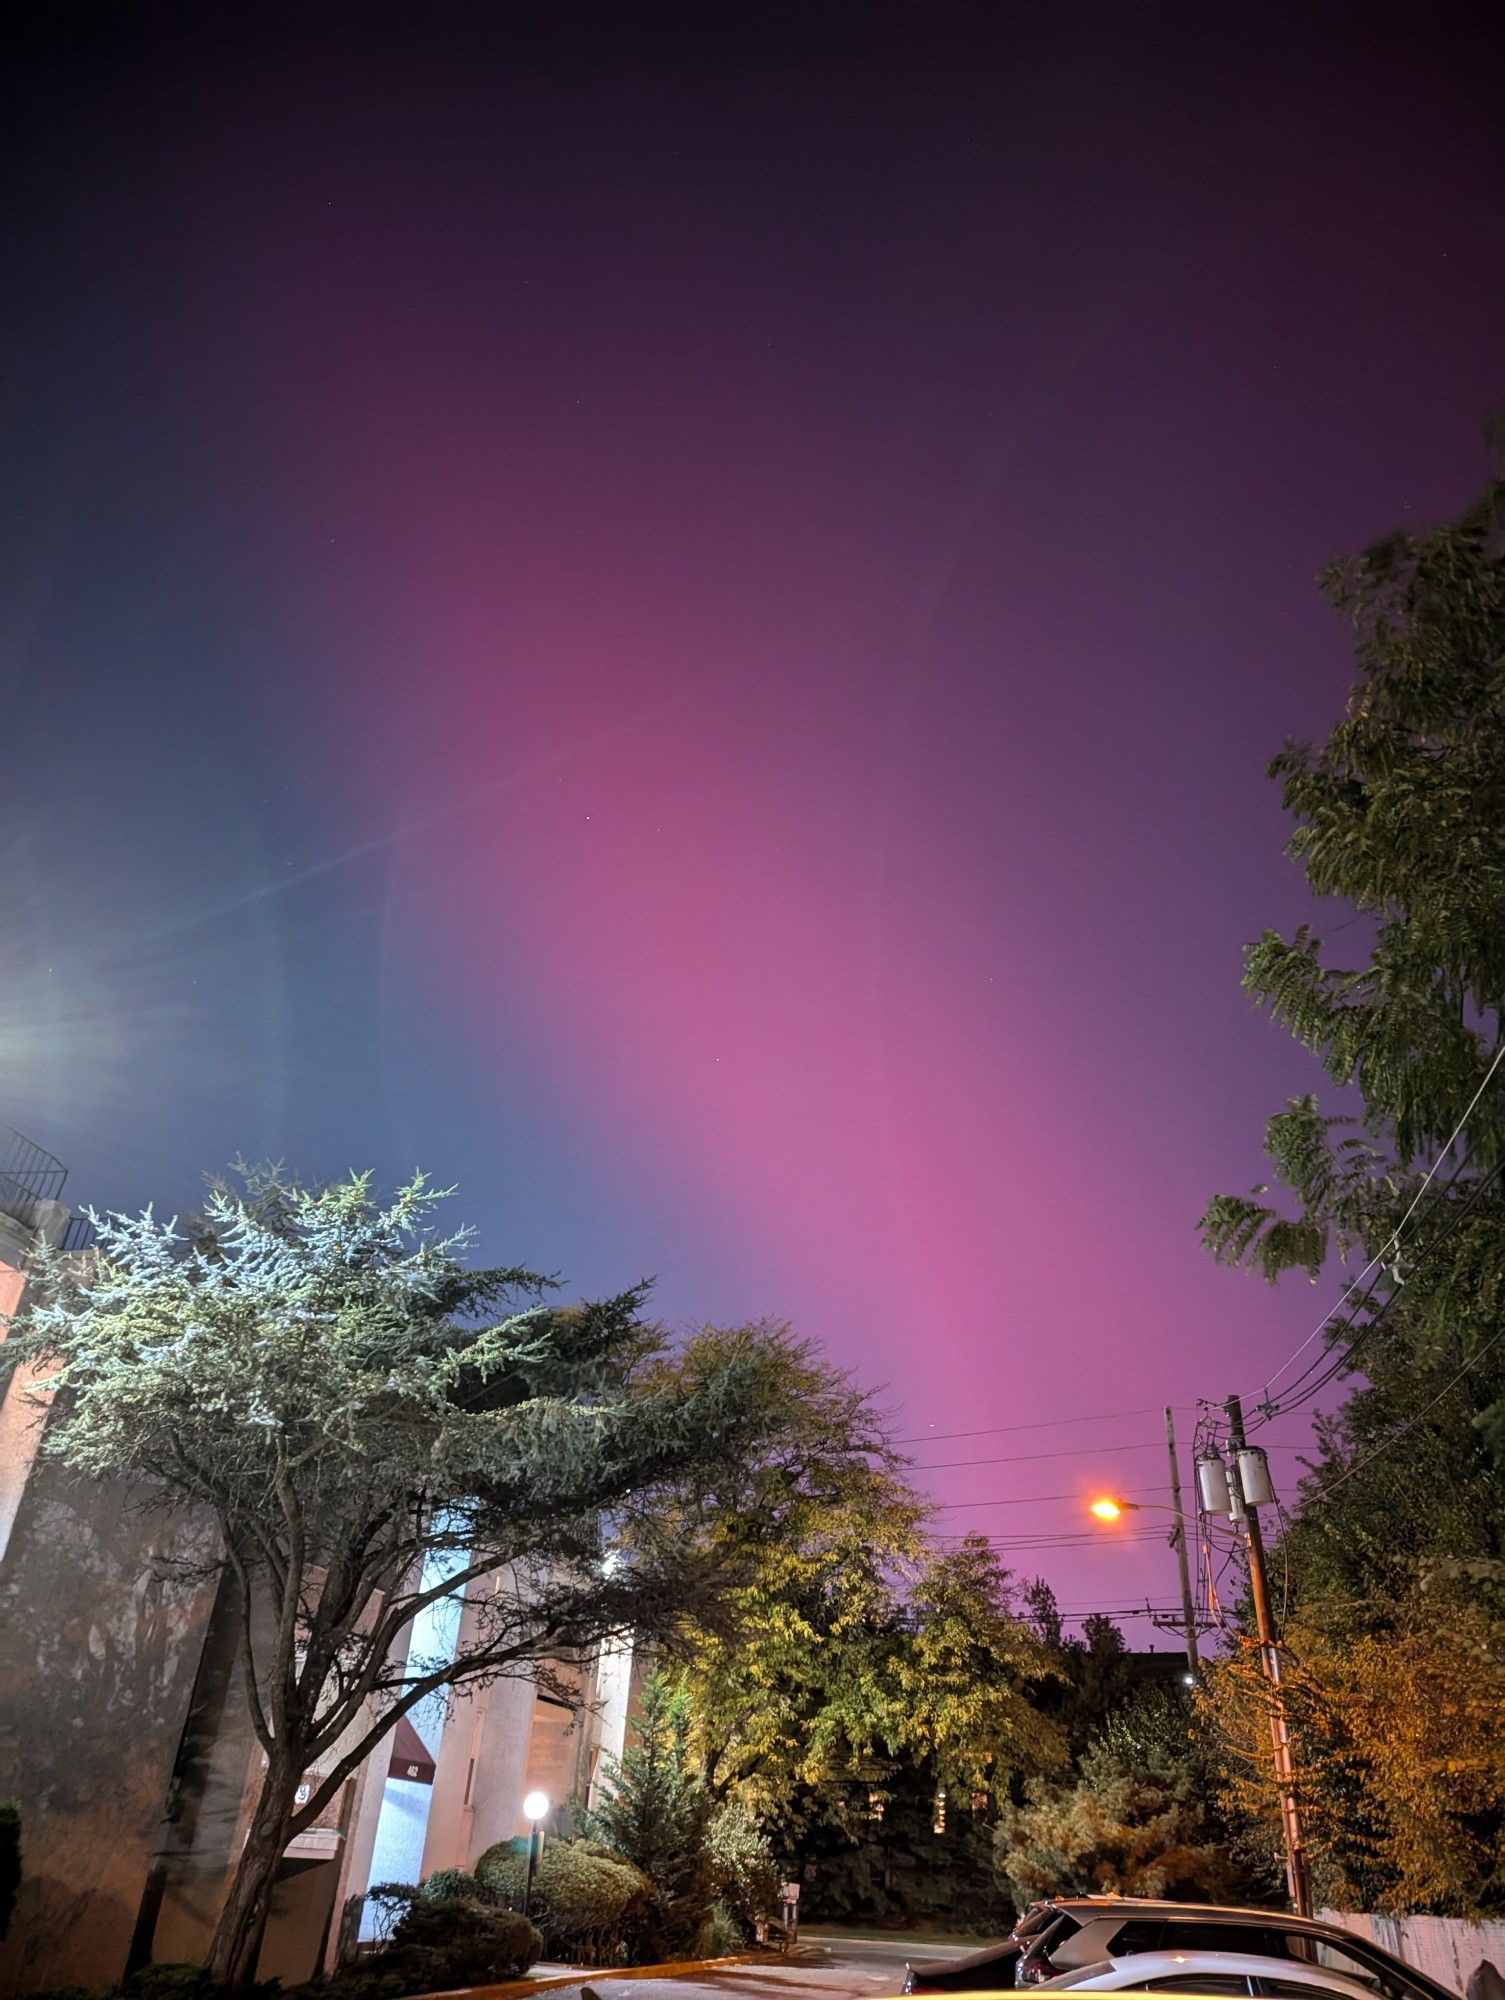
[25,1882,542,2000]
[475,1840,651,1967]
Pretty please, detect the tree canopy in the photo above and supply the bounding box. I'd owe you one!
[7,1169,866,1986]
[1200,453,1505,1438]
[659,1331,1061,1823]
[1196,448,1505,1914]
[1199,1323,1505,1916]
[997,1688,1268,1909]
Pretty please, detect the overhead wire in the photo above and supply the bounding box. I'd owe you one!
[1240,1040,1505,1421]
[909,1438,1161,1471]
[892,1405,1169,1446]
[1305,1328,1504,1501]
[1245,1154,1505,1429]
[931,1485,1161,1511]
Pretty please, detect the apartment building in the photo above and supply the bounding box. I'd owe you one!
[0,1132,638,1997]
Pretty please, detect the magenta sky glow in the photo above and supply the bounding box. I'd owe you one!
[5,6,1504,1626]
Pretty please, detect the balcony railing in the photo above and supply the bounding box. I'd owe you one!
[60,1212,97,1254]
[0,1127,68,1233]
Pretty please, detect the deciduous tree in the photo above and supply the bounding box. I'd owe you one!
[1200,449,1505,1438]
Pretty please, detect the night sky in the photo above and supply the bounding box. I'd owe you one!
[4,4,1503,1627]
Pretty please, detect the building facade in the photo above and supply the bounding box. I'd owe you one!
[0,1133,639,1997]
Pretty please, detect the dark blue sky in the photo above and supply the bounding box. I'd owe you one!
[4,3,1503,1621]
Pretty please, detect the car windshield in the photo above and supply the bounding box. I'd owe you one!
[1289,1937,1447,2000]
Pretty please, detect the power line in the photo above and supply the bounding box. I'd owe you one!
[1241,1041,1505,1418]
[1248,1156,1505,1428]
[1306,1330,1504,1501]
[931,1537,1164,1556]
[909,1439,1161,1471]
[933,1485,1160,1511]
[893,1405,1170,1446]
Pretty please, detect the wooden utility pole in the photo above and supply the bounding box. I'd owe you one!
[1225,1393,1312,1917]
[1164,1405,1199,1680]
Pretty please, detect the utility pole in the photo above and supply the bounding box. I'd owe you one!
[1164,1405,1199,1680]
[1225,1394,1312,1918]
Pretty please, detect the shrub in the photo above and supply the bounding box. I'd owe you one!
[338,1875,541,1993]
[692,1903,743,1959]
[706,1805,779,1939]
[996,1688,1253,1906]
[475,1840,650,1965]
[119,1970,219,2000]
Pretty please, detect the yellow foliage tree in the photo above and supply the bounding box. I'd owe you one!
[1200,1590,1505,1915]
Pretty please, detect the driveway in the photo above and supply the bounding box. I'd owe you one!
[535,1933,987,2000]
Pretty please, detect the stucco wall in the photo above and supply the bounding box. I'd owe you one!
[0,1455,220,1999]
[1321,1911,1505,1997]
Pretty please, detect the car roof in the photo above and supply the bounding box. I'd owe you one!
[1035,1901,1336,1932]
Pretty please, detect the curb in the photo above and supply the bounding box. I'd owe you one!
[412,1951,763,2000]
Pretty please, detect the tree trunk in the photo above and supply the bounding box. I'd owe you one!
[207,1757,301,1990]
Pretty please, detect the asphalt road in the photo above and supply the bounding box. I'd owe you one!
[531,1933,989,2000]
[802,1933,991,1981]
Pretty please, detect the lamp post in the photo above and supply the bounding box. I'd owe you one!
[522,1790,549,1917]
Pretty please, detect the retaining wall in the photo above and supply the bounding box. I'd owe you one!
[1321,1909,1505,1997]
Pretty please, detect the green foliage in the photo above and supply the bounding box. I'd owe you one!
[707,1541,1058,1931]
[677,1447,1062,1833]
[1200,1323,1505,1916]
[1020,1585,1143,1761]
[582,1670,715,1959]
[118,1970,220,2000]
[779,1757,1014,1930]
[997,1689,1266,1908]
[705,1803,781,1935]
[378,1875,541,1985]
[0,1797,18,1943]
[657,1329,930,1804]
[1200,459,1505,1435]
[692,1902,744,1958]
[6,1169,844,1987]
[474,1839,651,1964]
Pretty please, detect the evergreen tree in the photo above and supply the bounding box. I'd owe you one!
[997,1690,1269,1908]
[584,1670,714,1958]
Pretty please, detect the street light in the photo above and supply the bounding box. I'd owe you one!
[522,1791,549,1917]
[1088,1494,1234,1533]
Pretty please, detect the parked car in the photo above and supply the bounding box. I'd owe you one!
[1041,1948,1389,2000]
[903,1901,1458,2000]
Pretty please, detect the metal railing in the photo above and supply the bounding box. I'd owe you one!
[60,1212,96,1253]
[0,1127,68,1232]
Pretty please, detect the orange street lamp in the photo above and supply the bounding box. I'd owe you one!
[1088,1494,1220,1530]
